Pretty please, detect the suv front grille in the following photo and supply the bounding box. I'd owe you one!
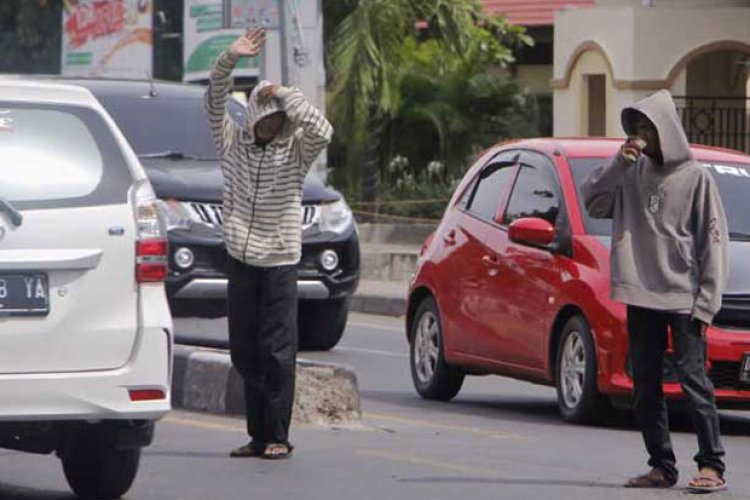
[188,202,223,226]
[185,202,318,230]
[625,357,750,391]
[713,295,750,329]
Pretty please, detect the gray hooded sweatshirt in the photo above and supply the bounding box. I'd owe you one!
[205,50,333,267]
[581,90,728,324]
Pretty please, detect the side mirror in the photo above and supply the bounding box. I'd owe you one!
[508,217,556,248]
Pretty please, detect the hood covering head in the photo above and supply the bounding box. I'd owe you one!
[621,89,693,166]
[246,80,294,142]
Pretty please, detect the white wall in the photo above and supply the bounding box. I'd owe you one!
[553,2,750,136]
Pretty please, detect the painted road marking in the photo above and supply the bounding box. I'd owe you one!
[357,449,507,477]
[364,412,530,441]
[164,415,244,433]
[347,321,403,334]
[335,345,406,358]
[165,412,528,441]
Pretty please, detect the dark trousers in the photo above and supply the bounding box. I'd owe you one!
[227,257,298,446]
[627,306,725,480]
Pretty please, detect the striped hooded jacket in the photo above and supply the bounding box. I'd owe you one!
[205,50,333,267]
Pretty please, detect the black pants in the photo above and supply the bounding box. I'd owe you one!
[227,257,298,446]
[627,306,725,480]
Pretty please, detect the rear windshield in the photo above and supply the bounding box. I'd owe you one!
[569,157,750,239]
[0,102,132,209]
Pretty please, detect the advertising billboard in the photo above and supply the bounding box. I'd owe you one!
[61,0,153,78]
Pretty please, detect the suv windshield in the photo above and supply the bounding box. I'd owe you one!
[90,86,235,161]
[569,157,750,240]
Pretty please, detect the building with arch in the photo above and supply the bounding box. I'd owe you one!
[552,0,750,150]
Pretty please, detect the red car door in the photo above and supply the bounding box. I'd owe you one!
[483,150,568,368]
[437,151,519,356]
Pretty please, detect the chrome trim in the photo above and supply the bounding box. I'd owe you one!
[184,202,318,231]
[0,249,103,271]
[174,278,330,300]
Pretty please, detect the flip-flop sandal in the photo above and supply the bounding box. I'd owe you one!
[687,474,727,493]
[624,470,677,488]
[262,443,294,460]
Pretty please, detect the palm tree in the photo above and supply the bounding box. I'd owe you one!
[325,0,530,203]
[325,0,483,202]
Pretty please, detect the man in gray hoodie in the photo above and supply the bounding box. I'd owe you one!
[582,90,728,492]
[205,28,333,460]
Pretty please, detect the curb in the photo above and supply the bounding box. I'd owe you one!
[172,345,362,425]
[349,294,406,317]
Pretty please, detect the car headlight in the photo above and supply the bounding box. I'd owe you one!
[154,199,200,231]
[318,199,353,234]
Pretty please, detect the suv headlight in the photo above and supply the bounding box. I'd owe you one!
[155,199,200,231]
[318,199,353,234]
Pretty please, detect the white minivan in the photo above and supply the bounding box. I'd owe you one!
[0,80,172,499]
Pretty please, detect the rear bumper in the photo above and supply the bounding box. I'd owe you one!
[0,325,172,422]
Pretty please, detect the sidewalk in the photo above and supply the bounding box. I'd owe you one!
[350,279,408,318]
[351,238,420,318]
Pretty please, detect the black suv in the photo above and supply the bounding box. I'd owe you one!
[62,78,360,350]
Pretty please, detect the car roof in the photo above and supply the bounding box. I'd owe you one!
[14,75,208,100]
[497,137,750,164]
[0,78,99,107]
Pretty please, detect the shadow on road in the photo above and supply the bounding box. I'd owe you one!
[361,390,750,435]
[0,484,73,499]
[144,449,232,460]
[399,476,625,489]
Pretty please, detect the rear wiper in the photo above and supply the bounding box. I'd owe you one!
[729,232,750,241]
[138,151,202,160]
[0,197,23,227]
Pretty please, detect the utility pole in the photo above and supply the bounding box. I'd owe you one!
[278,0,290,85]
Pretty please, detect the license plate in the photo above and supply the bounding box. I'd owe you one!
[0,274,49,317]
[741,354,750,384]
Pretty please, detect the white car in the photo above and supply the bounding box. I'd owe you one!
[0,80,172,499]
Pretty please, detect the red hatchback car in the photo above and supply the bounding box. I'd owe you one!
[407,138,750,423]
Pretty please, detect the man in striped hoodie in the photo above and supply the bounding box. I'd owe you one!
[205,27,333,459]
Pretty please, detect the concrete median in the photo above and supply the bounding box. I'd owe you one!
[171,345,362,425]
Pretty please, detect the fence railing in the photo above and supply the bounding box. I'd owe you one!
[674,96,750,153]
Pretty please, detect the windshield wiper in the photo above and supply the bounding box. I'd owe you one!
[729,231,750,241]
[0,197,23,227]
[138,151,203,160]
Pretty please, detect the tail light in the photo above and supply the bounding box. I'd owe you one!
[133,181,168,283]
[129,389,166,401]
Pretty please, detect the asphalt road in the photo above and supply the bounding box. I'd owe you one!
[2,313,750,499]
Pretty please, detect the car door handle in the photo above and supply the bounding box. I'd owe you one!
[443,230,456,245]
[482,254,500,267]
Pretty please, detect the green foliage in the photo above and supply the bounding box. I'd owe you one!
[323,0,539,215]
[386,36,538,182]
[0,1,62,74]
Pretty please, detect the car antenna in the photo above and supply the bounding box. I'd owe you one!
[143,70,158,99]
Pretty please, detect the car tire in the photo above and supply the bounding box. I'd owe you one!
[61,431,141,500]
[555,315,611,424]
[298,298,349,351]
[409,297,464,401]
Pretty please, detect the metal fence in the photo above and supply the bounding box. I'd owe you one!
[674,96,750,153]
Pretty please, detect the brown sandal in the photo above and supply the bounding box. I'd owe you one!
[624,468,677,488]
